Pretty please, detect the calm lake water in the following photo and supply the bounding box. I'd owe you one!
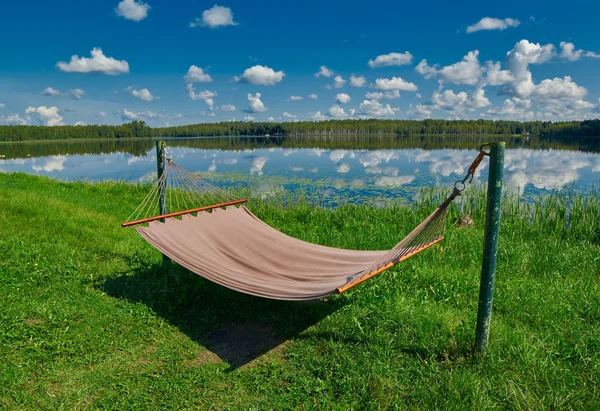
[1,135,599,205]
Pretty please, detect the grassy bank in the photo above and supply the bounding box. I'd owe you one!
[1,173,599,409]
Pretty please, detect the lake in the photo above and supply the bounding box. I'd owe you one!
[1,135,599,206]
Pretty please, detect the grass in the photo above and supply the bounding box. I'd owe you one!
[0,172,599,409]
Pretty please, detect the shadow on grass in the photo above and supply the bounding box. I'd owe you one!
[100,259,344,371]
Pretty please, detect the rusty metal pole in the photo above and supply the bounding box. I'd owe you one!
[474,142,504,355]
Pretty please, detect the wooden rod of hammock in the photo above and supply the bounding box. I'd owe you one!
[122,199,248,227]
[336,236,444,294]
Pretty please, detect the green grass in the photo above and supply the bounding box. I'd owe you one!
[1,173,599,410]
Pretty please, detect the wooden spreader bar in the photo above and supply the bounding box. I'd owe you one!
[336,236,444,294]
[122,199,248,227]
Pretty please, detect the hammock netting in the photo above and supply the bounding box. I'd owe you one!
[124,156,463,300]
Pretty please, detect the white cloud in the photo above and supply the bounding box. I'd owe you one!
[357,99,396,117]
[288,96,303,101]
[69,89,86,100]
[41,87,63,97]
[349,75,366,87]
[439,50,482,85]
[309,111,328,121]
[375,176,415,187]
[407,104,433,118]
[25,106,64,126]
[559,42,583,61]
[127,87,157,102]
[0,104,5,109]
[235,65,285,86]
[266,116,275,121]
[336,163,351,173]
[585,51,600,59]
[99,112,107,117]
[186,84,217,108]
[315,65,334,78]
[115,0,150,22]
[333,75,346,88]
[336,93,351,104]
[308,94,318,99]
[282,112,297,119]
[1,113,28,125]
[365,90,400,100]
[368,51,413,68]
[429,85,490,115]
[415,51,482,85]
[372,76,418,91]
[505,39,555,98]
[32,156,67,172]
[484,61,514,85]
[75,121,87,126]
[244,115,254,121]
[121,108,161,121]
[220,104,236,112]
[56,48,129,75]
[247,93,267,112]
[191,5,237,28]
[184,66,212,83]
[466,17,520,33]
[533,76,587,101]
[328,105,348,118]
[486,98,534,120]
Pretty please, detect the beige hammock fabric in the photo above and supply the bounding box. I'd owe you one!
[136,203,449,301]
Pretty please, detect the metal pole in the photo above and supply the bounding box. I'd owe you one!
[474,142,504,355]
[156,141,170,265]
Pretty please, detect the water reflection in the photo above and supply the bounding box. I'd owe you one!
[0,136,599,204]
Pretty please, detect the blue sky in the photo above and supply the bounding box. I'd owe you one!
[1,0,599,126]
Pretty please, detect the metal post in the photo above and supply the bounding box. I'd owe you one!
[474,142,504,355]
[156,141,170,264]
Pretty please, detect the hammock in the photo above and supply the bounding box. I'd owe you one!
[123,149,486,300]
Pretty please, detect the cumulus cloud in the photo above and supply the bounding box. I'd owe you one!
[219,104,236,112]
[127,87,158,102]
[25,106,64,126]
[41,87,63,97]
[365,90,400,100]
[328,105,348,118]
[484,61,514,85]
[315,65,334,78]
[282,112,297,119]
[191,5,237,28]
[56,48,129,75]
[505,39,555,98]
[244,115,254,121]
[349,75,366,87]
[415,51,483,85]
[368,51,413,67]
[308,94,318,99]
[288,96,303,101]
[234,65,285,86]
[115,0,150,22]
[559,42,583,61]
[184,66,212,83]
[309,111,328,121]
[336,93,351,104]
[333,75,346,88]
[466,17,520,33]
[1,113,28,125]
[486,98,534,120]
[246,93,267,112]
[372,76,418,91]
[407,104,433,118]
[186,84,217,108]
[121,108,162,121]
[69,89,86,100]
[357,99,396,117]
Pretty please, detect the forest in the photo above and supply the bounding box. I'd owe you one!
[1,118,599,142]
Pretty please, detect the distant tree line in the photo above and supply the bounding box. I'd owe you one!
[1,119,599,142]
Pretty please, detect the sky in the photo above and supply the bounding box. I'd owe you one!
[1,0,599,127]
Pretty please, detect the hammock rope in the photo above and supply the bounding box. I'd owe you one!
[122,146,489,300]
